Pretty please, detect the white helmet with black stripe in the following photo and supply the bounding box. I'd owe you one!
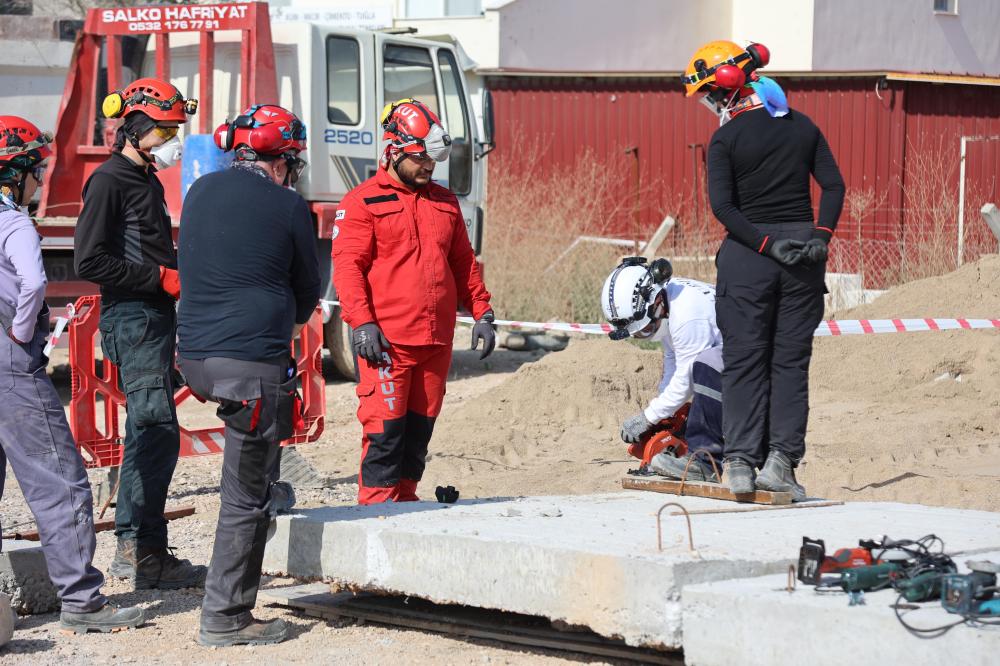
[600,257,673,340]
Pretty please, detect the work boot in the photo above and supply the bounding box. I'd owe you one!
[755,450,807,501]
[649,452,720,483]
[723,458,756,495]
[59,603,146,634]
[108,537,137,578]
[197,618,289,647]
[135,546,208,590]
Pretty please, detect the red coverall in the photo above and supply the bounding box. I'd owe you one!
[332,168,492,504]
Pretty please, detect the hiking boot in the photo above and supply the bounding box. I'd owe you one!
[197,618,289,647]
[755,450,807,501]
[650,452,720,483]
[60,603,146,634]
[135,546,208,590]
[108,538,137,579]
[723,458,756,495]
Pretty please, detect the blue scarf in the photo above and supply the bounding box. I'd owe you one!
[750,76,789,117]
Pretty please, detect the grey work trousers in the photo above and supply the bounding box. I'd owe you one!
[0,308,106,612]
[178,355,297,632]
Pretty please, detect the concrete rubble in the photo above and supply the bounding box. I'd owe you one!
[0,539,59,614]
[263,492,1000,649]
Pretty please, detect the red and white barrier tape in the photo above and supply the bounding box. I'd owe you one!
[321,301,1000,338]
[44,303,76,356]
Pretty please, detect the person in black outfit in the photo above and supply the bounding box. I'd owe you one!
[177,104,319,647]
[682,41,845,499]
[74,77,207,588]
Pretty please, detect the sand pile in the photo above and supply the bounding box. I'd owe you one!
[425,338,663,497]
[426,254,1000,510]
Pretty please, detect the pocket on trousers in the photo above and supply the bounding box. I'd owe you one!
[99,320,119,367]
[212,376,263,435]
[123,372,175,427]
[262,375,300,443]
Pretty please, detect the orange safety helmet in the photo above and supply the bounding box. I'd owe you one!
[102,77,198,123]
[0,116,52,183]
[681,40,770,97]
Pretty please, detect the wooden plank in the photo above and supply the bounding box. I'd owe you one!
[622,475,793,505]
[260,584,681,665]
[6,505,196,541]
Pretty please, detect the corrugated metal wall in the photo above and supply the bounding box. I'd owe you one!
[487,76,1000,283]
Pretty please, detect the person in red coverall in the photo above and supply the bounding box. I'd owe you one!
[332,98,496,505]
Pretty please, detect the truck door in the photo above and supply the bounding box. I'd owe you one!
[314,29,378,200]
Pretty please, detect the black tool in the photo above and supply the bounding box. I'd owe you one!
[435,485,459,503]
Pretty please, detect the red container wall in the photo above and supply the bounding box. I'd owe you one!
[487,76,1000,283]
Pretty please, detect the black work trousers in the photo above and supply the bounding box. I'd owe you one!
[177,355,298,632]
[715,223,825,468]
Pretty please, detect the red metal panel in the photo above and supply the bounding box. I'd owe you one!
[488,75,1000,285]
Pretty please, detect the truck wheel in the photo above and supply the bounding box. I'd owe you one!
[324,314,356,380]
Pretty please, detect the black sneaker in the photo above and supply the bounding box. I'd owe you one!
[135,546,208,590]
[60,603,146,634]
[197,618,289,647]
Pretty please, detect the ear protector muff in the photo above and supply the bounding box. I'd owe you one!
[713,64,746,90]
[747,43,770,70]
[102,92,126,119]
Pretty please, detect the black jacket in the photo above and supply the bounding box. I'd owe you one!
[74,152,176,302]
[177,166,321,362]
[707,108,845,254]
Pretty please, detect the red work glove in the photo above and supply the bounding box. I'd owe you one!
[159,266,181,299]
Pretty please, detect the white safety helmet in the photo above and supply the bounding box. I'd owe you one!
[601,257,673,340]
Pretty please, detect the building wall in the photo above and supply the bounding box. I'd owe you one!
[730,0,814,71]
[495,0,732,72]
[813,0,1000,76]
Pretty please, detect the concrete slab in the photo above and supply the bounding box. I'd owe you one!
[0,540,59,614]
[262,493,1000,649]
[682,553,1000,666]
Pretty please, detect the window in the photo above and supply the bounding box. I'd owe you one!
[437,50,469,144]
[405,0,482,19]
[383,45,439,115]
[327,36,360,125]
[933,0,957,14]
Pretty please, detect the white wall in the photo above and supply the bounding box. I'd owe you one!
[495,0,732,72]
[812,0,1000,75]
[731,0,814,71]
[0,40,74,132]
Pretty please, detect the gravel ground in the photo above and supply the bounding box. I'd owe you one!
[0,342,604,665]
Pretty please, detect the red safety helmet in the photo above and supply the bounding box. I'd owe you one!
[380,98,452,162]
[214,104,307,158]
[0,115,52,182]
[102,77,197,123]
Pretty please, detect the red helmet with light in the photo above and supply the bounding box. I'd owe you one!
[380,98,452,162]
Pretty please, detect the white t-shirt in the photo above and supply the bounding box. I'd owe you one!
[644,277,722,423]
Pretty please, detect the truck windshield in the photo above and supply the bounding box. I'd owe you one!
[383,44,440,115]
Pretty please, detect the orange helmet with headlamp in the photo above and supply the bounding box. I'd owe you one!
[682,40,771,97]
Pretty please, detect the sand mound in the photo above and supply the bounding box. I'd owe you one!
[426,254,1000,510]
[425,338,663,497]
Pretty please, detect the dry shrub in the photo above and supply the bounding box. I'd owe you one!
[484,135,716,324]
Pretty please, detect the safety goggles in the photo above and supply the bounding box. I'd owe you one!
[0,131,53,158]
[132,90,198,116]
[153,125,179,141]
[30,164,47,183]
[285,154,307,184]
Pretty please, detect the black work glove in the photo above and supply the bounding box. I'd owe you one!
[471,310,496,360]
[766,239,807,266]
[803,238,828,265]
[353,322,390,367]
